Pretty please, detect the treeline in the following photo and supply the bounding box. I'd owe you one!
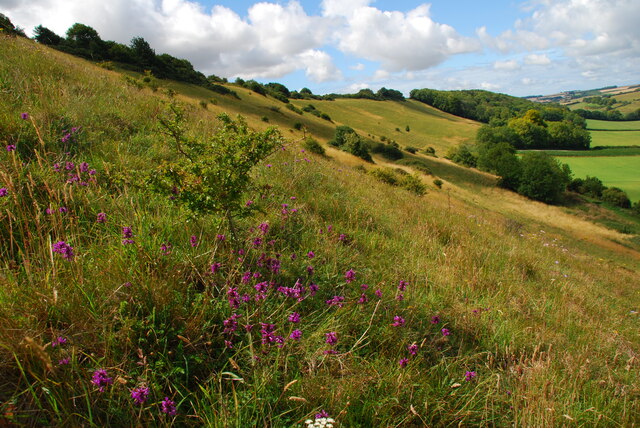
[31,22,240,97]
[0,13,27,37]
[573,108,640,121]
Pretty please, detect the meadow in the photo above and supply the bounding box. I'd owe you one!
[555,156,640,201]
[1,36,640,427]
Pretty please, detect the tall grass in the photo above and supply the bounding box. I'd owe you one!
[1,36,639,427]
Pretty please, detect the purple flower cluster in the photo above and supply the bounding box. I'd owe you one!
[52,241,74,260]
[6,144,16,152]
[51,336,68,347]
[392,316,405,327]
[131,386,150,405]
[325,295,345,308]
[122,226,134,245]
[0,188,7,197]
[96,212,107,223]
[161,397,177,416]
[344,269,356,283]
[465,371,477,382]
[91,369,113,392]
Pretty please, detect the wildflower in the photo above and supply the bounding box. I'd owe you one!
[96,212,107,223]
[396,294,404,301]
[316,410,330,419]
[307,251,315,259]
[65,161,75,170]
[258,222,269,234]
[45,208,53,214]
[210,262,222,274]
[398,280,408,291]
[51,336,68,347]
[465,371,477,382]
[91,369,113,392]
[399,358,409,368]
[441,328,451,336]
[21,113,29,120]
[325,332,338,345]
[246,200,253,207]
[217,234,226,241]
[431,316,440,324]
[131,386,150,405]
[266,164,272,167]
[288,312,301,323]
[189,235,198,247]
[326,296,345,308]
[358,293,368,304]
[290,329,302,340]
[338,233,347,242]
[52,241,74,260]
[344,269,356,283]
[375,289,382,298]
[160,243,172,255]
[161,397,177,416]
[58,206,67,213]
[408,343,418,355]
[58,358,70,365]
[0,188,7,197]
[225,340,233,348]
[360,283,369,290]
[306,265,314,275]
[309,283,318,296]
[392,316,405,327]
[6,144,16,152]
[80,162,89,172]
[122,226,134,245]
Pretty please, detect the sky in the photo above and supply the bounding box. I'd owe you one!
[1,0,639,97]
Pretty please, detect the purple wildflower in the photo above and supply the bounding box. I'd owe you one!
[79,162,89,172]
[122,226,134,245]
[338,233,347,242]
[161,397,177,416]
[326,295,345,308]
[96,212,107,223]
[258,222,269,234]
[65,161,75,170]
[325,332,338,345]
[51,336,68,347]
[315,410,330,419]
[375,289,382,298]
[58,358,71,365]
[396,293,404,301]
[6,144,16,152]
[21,113,29,120]
[360,283,369,290]
[52,241,74,260]
[399,358,409,368]
[344,269,356,283]
[307,251,315,259]
[290,329,302,340]
[91,369,113,392]
[398,280,408,291]
[58,206,67,213]
[431,316,440,324]
[0,188,7,197]
[309,283,318,296]
[288,312,301,323]
[131,386,150,405]
[358,293,368,304]
[210,262,222,274]
[306,265,314,275]
[246,200,253,207]
[465,371,477,382]
[217,234,226,241]
[408,343,418,355]
[392,316,405,327]
[160,243,172,255]
[441,328,451,336]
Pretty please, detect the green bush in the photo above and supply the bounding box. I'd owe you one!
[405,146,417,154]
[302,137,325,155]
[602,187,631,208]
[433,179,443,189]
[517,152,571,204]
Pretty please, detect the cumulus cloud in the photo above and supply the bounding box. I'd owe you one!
[524,53,550,65]
[323,2,480,72]
[493,59,520,70]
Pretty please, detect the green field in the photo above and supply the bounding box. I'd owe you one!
[556,156,640,201]
[587,119,640,130]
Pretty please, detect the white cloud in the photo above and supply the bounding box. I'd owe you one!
[480,82,501,91]
[326,3,480,72]
[493,59,520,70]
[350,63,366,71]
[298,49,343,82]
[524,53,551,65]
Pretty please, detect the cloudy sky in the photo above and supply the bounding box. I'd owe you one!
[2,0,639,96]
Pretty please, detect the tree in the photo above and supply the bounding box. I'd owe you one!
[330,125,357,147]
[517,152,571,203]
[477,142,521,190]
[130,37,156,68]
[34,25,63,45]
[602,188,631,208]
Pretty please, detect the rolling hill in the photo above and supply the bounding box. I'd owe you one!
[1,35,639,427]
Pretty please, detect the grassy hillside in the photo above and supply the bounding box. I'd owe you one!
[1,36,640,427]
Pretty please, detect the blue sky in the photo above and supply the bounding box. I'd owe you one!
[2,0,639,96]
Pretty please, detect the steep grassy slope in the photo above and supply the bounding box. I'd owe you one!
[1,37,640,427]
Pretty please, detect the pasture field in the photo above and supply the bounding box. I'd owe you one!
[586,119,640,130]
[555,156,640,201]
[590,130,640,147]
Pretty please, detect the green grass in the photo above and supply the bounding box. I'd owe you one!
[1,36,640,427]
[587,119,640,131]
[555,156,640,201]
[534,147,640,156]
[291,98,480,154]
[590,130,640,147]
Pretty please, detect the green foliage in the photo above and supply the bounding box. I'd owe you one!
[433,179,443,189]
[343,132,373,162]
[477,142,521,190]
[602,187,631,208]
[302,137,325,155]
[148,103,283,223]
[369,141,404,160]
[447,145,477,168]
[405,146,417,154]
[368,168,426,195]
[34,25,63,45]
[517,152,571,204]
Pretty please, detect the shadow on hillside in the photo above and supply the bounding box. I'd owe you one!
[398,154,497,188]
